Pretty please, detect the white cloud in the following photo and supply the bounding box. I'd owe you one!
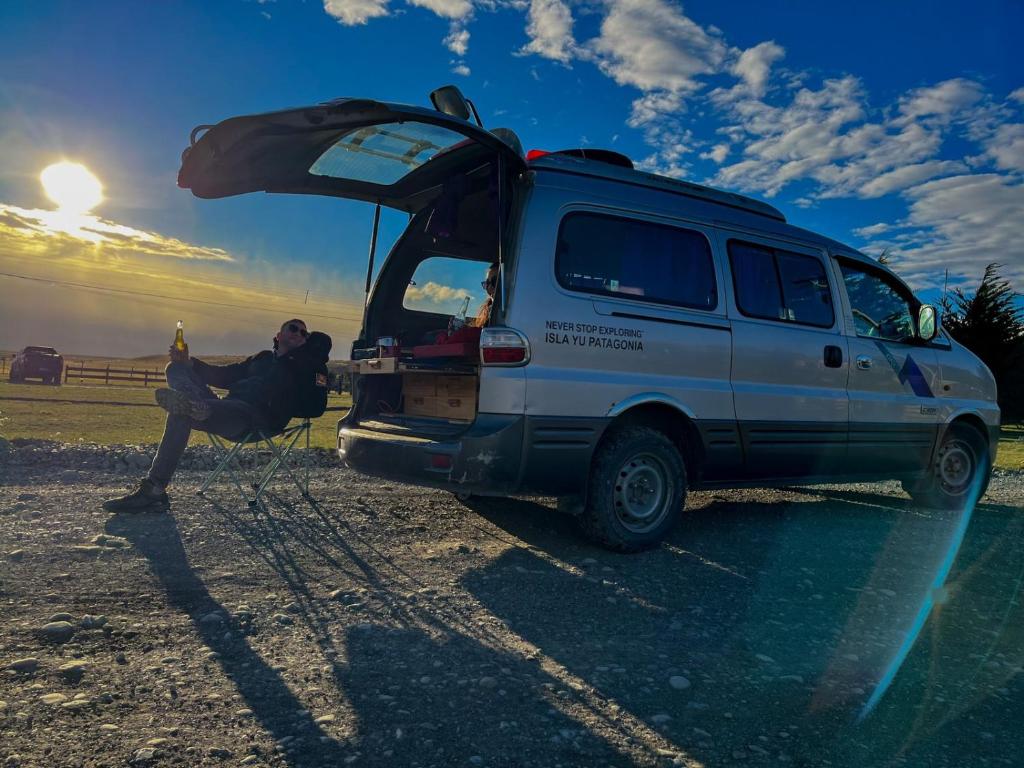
[0,204,235,261]
[853,222,892,238]
[627,90,685,128]
[708,76,987,200]
[407,0,473,19]
[895,78,984,125]
[874,174,1024,290]
[983,122,1024,172]
[1009,87,1024,104]
[452,62,471,76]
[322,0,390,25]
[730,41,785,98]
[587,0,728,93]
[405,280,469,304]
[518,0,576,64]
[444,24,470,55]
[857,160,966,199]
[699,143,729,163]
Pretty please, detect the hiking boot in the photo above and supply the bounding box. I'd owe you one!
[155,388,211,422]
[102,479,170,514]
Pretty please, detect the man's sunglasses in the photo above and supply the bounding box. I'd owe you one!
[287,324,309,337]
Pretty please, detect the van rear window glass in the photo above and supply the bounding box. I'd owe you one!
[555,213,717,310]
[403,256,492,317]
[309,122,469,187]
[729,241,834,327]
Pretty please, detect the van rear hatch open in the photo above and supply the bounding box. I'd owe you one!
[178,95,527,487]
[179,98,523,212]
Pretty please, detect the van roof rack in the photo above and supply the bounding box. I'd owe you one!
[528,151,785,222]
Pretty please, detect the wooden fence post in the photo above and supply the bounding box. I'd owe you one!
[105,364,110,386]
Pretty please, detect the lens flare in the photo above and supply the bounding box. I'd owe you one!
[40,162,104,214]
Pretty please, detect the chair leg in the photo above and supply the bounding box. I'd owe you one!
[254,423,310,503]
[198,431,257,505]
[197,420,315,508]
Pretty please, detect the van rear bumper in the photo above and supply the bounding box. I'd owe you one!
[338,414,524,495]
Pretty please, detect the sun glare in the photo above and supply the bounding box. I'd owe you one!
[40,162,104,214]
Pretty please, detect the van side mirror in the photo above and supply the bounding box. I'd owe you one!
[918,304,939,342]
[430,85,471,121]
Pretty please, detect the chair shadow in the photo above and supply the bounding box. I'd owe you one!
[190,489,645,765]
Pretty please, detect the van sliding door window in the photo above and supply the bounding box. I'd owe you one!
[555,213,717,310]
[728,241,834,327]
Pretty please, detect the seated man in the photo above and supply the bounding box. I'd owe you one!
[103,318,328,513]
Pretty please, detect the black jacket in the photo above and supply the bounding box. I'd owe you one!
[191,332,331,433]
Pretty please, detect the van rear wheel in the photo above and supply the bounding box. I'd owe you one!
[904,423,990,509]
[580,426,686,552]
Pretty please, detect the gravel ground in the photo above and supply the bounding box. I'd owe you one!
[1,441,1022,768]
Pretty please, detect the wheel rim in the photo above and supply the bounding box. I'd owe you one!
[612,452,673,534]
[937,438,974,495]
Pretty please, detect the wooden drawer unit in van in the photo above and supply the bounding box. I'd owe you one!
[402,373,476,421]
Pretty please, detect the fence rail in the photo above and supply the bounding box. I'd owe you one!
[64,362,164,387]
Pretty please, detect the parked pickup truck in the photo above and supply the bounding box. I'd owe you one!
[9,346,64,385]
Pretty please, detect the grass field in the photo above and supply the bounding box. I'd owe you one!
[999,423,1024,470]
[0,380,350,449]
[1,379,1021,469]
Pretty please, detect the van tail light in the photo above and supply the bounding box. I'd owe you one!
[480,327,531,366]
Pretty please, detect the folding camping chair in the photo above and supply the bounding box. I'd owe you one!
[196,418,315,509]
[195,330,332,510]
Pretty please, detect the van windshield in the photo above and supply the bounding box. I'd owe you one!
[309,122,470,186]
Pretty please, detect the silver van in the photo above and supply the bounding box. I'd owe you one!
[179,88,1000,551]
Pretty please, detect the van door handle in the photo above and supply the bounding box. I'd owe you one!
[824,345,843,368]
[856,355,872,370]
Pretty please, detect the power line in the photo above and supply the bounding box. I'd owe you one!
[0,271,363,323]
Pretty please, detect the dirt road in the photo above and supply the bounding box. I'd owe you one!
[1,450,1021,767]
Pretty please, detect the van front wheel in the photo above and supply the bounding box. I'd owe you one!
[904,423,990,509]
[580,426,686,552]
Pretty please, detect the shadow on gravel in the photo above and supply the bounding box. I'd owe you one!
[199,493,641,766]
[106,512,353,767]
[336,624,635,767]
[461,490,1024,767]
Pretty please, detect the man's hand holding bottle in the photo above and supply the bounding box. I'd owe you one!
[169,320,191,365]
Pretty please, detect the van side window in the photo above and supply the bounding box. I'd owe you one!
[839,262,917,342]
[728,241,834,327]
[555,213,717,310]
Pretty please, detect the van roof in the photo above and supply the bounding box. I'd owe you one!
[527,152,786,223]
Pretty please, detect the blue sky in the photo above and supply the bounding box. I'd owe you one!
[0,0,1021,355]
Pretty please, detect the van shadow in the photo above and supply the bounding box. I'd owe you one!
[105,512,353,767]
[460,490,1020,767]
[135,490,644,767]
[334,623,637,766]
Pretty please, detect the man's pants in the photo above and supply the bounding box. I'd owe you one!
[148,362,263,488]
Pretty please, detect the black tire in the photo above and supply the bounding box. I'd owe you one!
[579,425,686,552]
[905,423,991,509]
[451,491,474,504]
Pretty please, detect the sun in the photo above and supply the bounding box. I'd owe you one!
[40,161,104,214]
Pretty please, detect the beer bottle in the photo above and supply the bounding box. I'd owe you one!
[174,320,186,352]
